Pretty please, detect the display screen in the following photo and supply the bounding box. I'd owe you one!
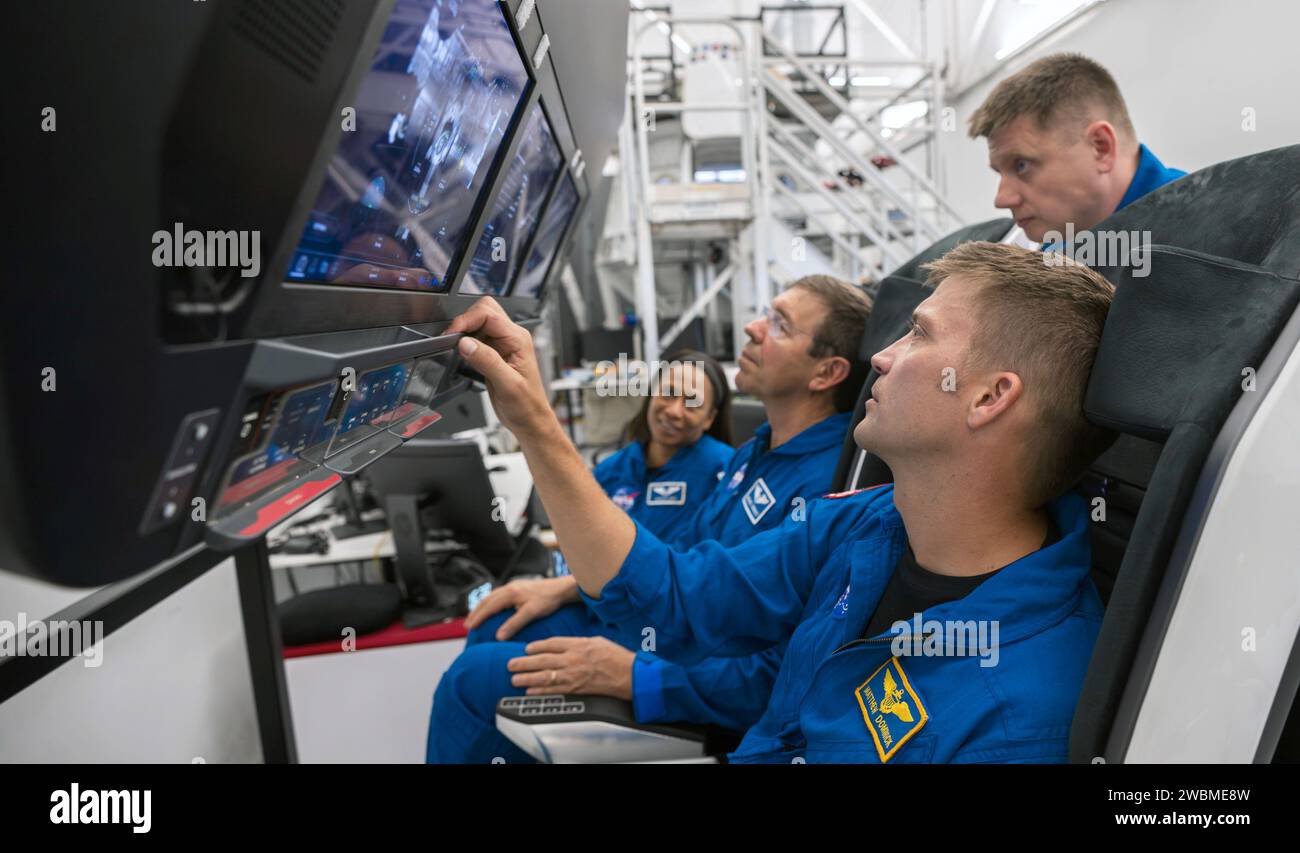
[514,172,579,299]
[386,353,452,425]
[460,102,564,295]
[287,0,530,293]
[218,381,338,509]
[331,362,413,450]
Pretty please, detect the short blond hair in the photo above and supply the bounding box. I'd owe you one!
[922,242,1116,506]
[968,53,1134,141]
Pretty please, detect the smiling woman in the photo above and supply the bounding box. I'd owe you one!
[623,349,733,462]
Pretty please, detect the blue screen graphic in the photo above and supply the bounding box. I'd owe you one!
[460,102,564,295]
[289,0,530,293]
[337,363,412,437]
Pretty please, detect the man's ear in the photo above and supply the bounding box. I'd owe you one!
[967,371,1024,431]
[809,355,851,394]
[1084,119,1120,172]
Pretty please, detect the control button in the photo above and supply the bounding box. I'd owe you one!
[164,409,221,472]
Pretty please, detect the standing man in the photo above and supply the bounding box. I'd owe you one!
[970,53,1186,247]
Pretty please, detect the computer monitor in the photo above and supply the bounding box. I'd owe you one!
[513,171,580,299]
[580,328,637,364]
[459,101,565,296]
[363,438,517,614]
[660,316,708,354]
[286,0,531,294]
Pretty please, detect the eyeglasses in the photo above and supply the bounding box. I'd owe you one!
[757,305,808,341]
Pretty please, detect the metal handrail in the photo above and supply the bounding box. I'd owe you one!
[766,116,912,261]
[770,178,883,279]
[762,66,944,244]
[762,31,964,227]
[766,127,908,269]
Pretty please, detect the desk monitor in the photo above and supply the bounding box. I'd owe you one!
[364,438,516,616]
[287,0,531,294]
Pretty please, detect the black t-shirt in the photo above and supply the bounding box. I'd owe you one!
[863,518,1061,638]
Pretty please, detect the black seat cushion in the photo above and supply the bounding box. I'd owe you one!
[1076,434,1162,605]
[1091,144,1300,278]
[278,582,404,647]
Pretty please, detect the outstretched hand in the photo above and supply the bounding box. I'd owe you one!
[447,297,554,437]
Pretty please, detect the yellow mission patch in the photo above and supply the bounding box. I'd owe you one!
[855,657,929,763]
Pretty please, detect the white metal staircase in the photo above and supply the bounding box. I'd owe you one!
[601,2,967,362]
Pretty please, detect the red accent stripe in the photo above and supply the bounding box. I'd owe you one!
[238,474,341,537]
[219,457,299,507]
[823,482,890,499]
[400,411,442,438]
[283,617,468,658]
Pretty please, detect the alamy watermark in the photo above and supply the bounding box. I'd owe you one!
[151,221,261,279]
[50,784,150,833]
[1041,224,1152,277]
[889,614,1000,668]
[0,612,104,668]
[593,354,706,408]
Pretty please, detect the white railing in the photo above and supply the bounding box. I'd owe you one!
[616,6,968,360]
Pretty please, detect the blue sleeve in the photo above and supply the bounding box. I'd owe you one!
[581,505,832,665]
[632,645,784,731]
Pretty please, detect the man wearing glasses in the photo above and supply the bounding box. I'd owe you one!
[426,275,873,762]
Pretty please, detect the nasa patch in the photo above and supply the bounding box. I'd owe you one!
[611,487,639,512]
[831,583,851,619]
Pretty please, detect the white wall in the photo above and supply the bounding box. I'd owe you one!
[0,559,261,763]
[288,638,464,763]
[939,0,1300,224]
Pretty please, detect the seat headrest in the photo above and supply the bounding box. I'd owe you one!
[861,217,1012,360]
[885,216,1013,282]
[859,275,930,361]
[1085,246,1300,441]
[1093,144,1300,277]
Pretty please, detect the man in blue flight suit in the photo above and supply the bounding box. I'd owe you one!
[449,239,1117,763]
[970,53,1186,249]
[426,275,873,762]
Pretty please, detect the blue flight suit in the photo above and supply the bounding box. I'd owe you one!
[628,412,852,725]
[583,484,1102,763]
[1118,144,1186,209]
[426,412,852,762]
[591,434,735,543]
